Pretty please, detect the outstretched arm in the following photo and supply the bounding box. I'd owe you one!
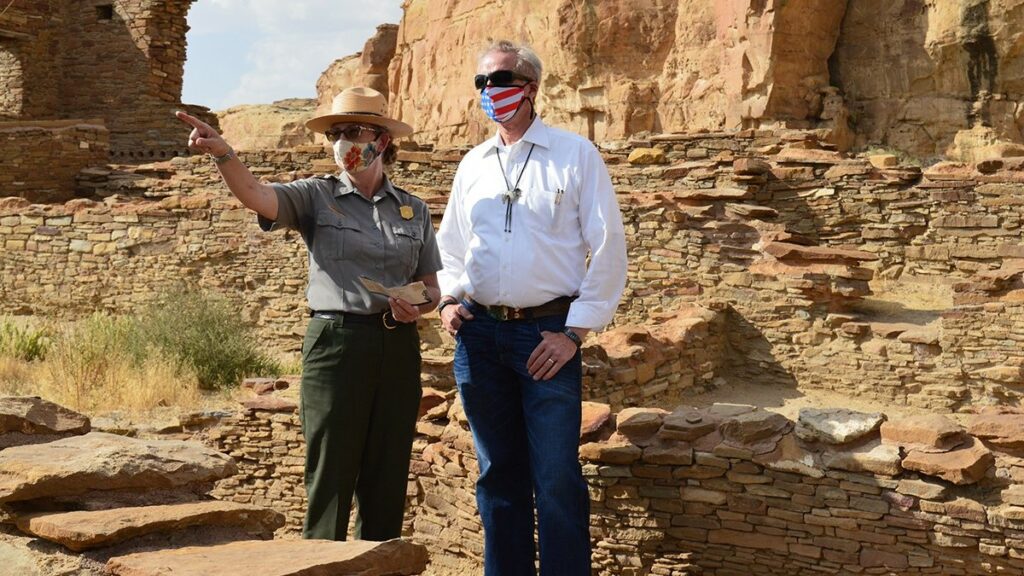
[175,111,279,221]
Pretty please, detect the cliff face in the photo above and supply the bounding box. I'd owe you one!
[315,24,399,116]
[832,0,1024,158]
[311,0,1024,159]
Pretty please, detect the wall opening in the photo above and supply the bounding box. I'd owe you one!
[96,5,114,22]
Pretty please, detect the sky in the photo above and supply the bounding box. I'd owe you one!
[181,0,404,111]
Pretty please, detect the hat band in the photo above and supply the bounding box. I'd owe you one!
[340,111,383,117]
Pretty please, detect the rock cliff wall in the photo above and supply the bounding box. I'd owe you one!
[311,0,1024,159]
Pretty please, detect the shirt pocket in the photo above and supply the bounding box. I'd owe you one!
[391,223,423,278]
[314,211,362,260]
[522,187,563,232]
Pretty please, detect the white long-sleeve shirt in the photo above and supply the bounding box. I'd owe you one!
[436,116,627,331]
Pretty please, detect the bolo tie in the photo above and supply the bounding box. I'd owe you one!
[496,143,536,233]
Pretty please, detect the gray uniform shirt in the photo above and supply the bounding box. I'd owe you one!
[258,173,442,314]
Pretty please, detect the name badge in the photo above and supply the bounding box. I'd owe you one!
[400,205,414,220]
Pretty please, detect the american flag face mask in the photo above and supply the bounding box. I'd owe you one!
[481,86,526,123]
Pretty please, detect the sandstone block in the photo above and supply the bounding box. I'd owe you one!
[896,478,948,500]
[868,154,898,169]
[968,413,1024,449]
[901,438,994,485]
[581,402,612,438]
[879,414,964,453]
[860,548,908,569]
[579,440,641,465]
[824,442,901,476]
[733,158,771,175]
[720,411,792,445]
[627,148,667,165]
[0,396,90,440]
[795,408,884,444]
[15,501,284,551]
[616,407,668,439]
[660,406,716,441]
[106,538,428,576]
[0,432,236,503]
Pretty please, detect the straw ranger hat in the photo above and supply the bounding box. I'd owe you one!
[306,87,413,138]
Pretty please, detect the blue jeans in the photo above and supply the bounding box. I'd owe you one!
[454,302,591,576]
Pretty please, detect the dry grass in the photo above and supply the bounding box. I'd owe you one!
[0,345,204,414]
[0,292,282,416]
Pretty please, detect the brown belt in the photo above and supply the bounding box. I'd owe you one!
[471,296,575,321]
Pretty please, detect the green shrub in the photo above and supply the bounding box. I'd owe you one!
[137,289,281,390]
[0,319,51,362]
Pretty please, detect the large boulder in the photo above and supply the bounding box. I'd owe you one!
[0,432,236,503]
[0,397,90,450]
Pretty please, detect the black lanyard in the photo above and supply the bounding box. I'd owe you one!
[496,143,536,233]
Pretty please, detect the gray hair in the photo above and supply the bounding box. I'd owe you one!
[479,40,543,82]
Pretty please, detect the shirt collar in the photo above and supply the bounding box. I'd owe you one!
[485,115,549,156]
[334,172,401,203]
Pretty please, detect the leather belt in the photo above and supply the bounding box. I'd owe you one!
[471,296,574,321]
[310,310,402,329]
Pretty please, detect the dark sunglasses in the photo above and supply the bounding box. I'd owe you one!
[325,125,382,143]
[474,70,534,91]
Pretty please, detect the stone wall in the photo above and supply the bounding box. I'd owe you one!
[207,396,1024,575]
[4,133,1024,408]
[0,120,110,203]
[0,0,202,158]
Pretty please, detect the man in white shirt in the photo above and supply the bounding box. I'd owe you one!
[436,40,627,576]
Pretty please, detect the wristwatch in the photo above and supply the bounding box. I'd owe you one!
[210,149,236,164]
[437,298,458,315]
[563,327,583,349]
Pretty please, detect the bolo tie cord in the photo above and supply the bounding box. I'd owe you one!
[496,143,536,233]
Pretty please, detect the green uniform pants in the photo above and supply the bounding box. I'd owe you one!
[299,316,422,541]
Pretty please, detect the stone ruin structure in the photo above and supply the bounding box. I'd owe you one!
[0,0,215,203]
[3,0,1024,574]
[3,127,1024,574]
[0,396,428,575]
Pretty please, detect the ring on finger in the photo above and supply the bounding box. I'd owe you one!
[546,358,556,364]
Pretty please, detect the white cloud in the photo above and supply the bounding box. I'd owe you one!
[183,1,403,109]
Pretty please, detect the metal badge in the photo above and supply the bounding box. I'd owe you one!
[400,205,414,220]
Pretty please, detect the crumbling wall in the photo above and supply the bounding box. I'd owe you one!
[0,0,201,160]
[4,134,1024,408]
[208,397,1024,575]
[0,120,110,203]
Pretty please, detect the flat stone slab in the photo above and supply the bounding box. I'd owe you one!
[0,432,236,503]
[902,438,994,485]
[968,413,1024,449]
[106,538,429,576]
[0,397,90,435]
[15,501,284,551]
[796,408,884,444]
[880,414,964,453]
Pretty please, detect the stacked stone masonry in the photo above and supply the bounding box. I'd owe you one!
[4,132,1024,409]
[0,0,205,159]
[207,395,1024,575]
[0,120,110,203]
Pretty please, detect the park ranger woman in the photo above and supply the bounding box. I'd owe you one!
[176,86,441,541]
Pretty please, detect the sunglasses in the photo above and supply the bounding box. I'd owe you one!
[325,125,382,143]
[474,70,534,91]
